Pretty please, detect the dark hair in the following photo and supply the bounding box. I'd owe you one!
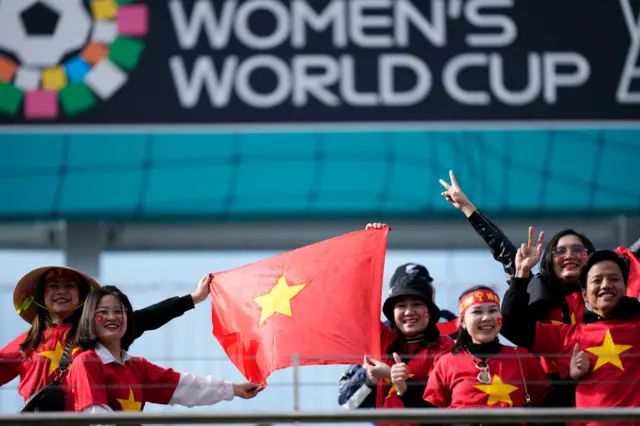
[77,285,136,352]
[540,229,596,284]
[19,272,91,356]
[579,250,630,289]
[452,285,495,354]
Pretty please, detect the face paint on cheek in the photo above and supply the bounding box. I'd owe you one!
[95,314,105,323]
[497,318,503,325]
[423,312,429,318]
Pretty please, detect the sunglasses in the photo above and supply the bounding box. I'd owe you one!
[468,350,492,384]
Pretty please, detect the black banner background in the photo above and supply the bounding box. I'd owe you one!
[1,0,639,125]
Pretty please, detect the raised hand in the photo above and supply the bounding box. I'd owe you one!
[390,352,409,395]
[364,355,391,381]
[439,170,476,216]
[233,382,265,399]
[569,343,591,380]
[515,226,544,276]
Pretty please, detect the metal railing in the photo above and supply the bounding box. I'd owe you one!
[6,408,640,425]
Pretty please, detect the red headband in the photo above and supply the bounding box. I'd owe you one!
[459,290,500,316]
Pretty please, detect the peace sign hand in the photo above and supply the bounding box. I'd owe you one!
[439,170,476,217]
[515,226,544,277]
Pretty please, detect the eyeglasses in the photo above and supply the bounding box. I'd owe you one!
[551,244,588,257]
[95,308,126,320]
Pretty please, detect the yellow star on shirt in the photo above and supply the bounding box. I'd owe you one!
[38,342,81,376]
[385,373,415,399]
[474,375,519,407]
[253,276,307,326]
[551,313,576,325]
[585,329,632,371]
[117,388,142,411]
[38,341,64,376]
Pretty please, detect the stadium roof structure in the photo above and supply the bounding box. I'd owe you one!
[0,126,639,252]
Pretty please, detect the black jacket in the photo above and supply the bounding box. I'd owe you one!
[132,294,195,340]
[467,210,517,284]
[468,210,589,324]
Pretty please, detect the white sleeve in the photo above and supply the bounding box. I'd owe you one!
[82,404,115,426]
[169,372,235,407]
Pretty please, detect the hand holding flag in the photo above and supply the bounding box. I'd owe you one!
[232,383,265,399]
[364,355,391,382]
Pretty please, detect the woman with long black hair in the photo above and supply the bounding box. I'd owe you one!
[439,170,606,408]
[0,266,212,411]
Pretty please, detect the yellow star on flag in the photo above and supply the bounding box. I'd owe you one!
[585,329,632,371]
[551,312,576,325]
[385,373,415,399]
[253,276,307,326]
[117,388,142,411]
[38,341,64,376]
[474,375,519,407]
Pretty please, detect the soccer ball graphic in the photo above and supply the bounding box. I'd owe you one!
[0,0,91,68]
[0,0,148,120]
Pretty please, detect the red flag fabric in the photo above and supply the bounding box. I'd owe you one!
[209,228,389,384]
[437,319,459,336]
[615,246,640,299]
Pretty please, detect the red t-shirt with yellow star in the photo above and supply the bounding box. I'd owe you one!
[376,323,454,426]
[538,292,586,377]
[69,349,180,412]
[423,345,550,408]
[0,323,80,410]
[533,319,640,425]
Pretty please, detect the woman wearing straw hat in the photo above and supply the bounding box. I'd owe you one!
[0,265,212,412]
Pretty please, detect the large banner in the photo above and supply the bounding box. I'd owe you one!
[0,0,639,124]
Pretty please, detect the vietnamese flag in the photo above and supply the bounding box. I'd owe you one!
[209,227,389,384]
[615,246,640,299]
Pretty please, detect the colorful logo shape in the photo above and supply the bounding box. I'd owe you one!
[0,0,148,120]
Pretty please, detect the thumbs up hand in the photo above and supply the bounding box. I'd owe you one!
[390,352,409,396]
[569,343,591,380]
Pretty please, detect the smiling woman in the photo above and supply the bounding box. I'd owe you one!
[501,248,640,426]
[69,285,263,415]
[0,266,213,412]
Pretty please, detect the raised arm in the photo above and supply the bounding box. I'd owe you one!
[500,227,544,350]
[131,274,212,340]
[439,170,518,282]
